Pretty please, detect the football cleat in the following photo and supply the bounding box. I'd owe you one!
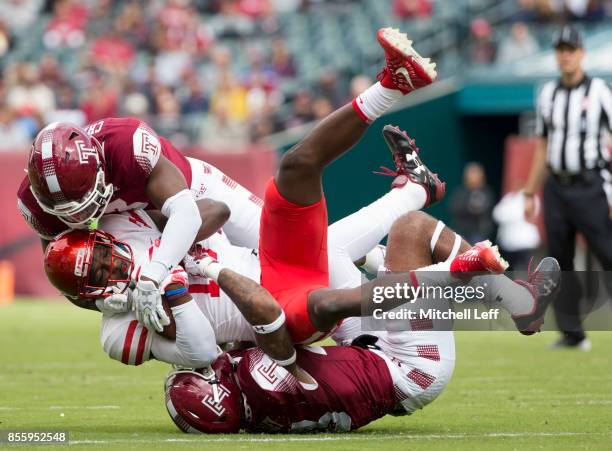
[512,257,561,336]
[450,240,509,276]
[376,27,437,94]
[376,124,445,207]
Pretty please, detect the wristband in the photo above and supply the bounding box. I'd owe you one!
[165,287,187,303]
[273,350,297,367]
[252,311,286,335]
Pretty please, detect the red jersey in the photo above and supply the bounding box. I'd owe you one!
[17,117,192,239]
[235,346,397,433]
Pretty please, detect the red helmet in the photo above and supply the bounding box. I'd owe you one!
[165,354,243,434]
[44,229,134,299]
[27,122,113,227]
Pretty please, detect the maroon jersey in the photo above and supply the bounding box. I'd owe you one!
[235,346,396,433]
[17,117,192,239]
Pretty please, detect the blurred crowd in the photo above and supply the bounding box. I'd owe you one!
[0,0,364,152]
[0,0,611,152]
[468,0,612,65]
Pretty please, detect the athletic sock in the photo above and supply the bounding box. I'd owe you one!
[468,274,535,316]
[328,182,427,262]
[352,82,403,123]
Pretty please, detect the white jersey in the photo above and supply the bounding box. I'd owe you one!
[98,210,259,366]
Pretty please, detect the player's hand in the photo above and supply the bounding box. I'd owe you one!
[194,254,218,278]
[132,278,170,333]
[96,289,133,314]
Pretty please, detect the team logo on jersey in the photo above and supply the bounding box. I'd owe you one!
[74,140,99,164]
[256,361,279,385]
[201,383,231,417]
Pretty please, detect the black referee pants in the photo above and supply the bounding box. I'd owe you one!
[543,171,612,340]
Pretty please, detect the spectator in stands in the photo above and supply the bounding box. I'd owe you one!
[200,102,248,150]
[393,0,433,19]
[449,162,495,244]
[317,71,345,109]
[179,73,209,115]
[79,74,118,123]
[44,84,86,127]
[0,0,43,35]
[349,75,373,99]
[43,0,88,49]
[209,74,248,122]
[312,96,334,120]
[270,38,296,78]
[285,90,315,129]
[7,63,55,119]
[0,20,13,58]
[497,22,539,63]
[468,18,497,65]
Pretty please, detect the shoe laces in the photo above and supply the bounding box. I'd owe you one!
[373,165,401,177]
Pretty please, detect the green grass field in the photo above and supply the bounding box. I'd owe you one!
[1,299,611,450]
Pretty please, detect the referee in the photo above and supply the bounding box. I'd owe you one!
[523,25,612,350]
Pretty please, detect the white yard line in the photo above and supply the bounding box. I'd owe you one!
[69,431,612,445]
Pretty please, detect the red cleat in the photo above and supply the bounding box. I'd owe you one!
[450,240,509,276]
[376,27,437,95]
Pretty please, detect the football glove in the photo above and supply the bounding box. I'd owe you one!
[132,278,170,333]
[95,289,133,314]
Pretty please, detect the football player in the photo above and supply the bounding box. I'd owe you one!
[190,28,560,345]
[17,26,434,336]
[163,209,560,434]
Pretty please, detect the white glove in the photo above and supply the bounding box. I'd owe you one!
[132,279,170,333]
[96,290,133,314]
[182,253,201,276]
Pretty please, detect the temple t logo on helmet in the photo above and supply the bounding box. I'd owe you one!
[27,122,113,227]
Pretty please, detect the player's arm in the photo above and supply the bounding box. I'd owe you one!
[150,282,219,367]
[194,257,301,377]
[142,155,202,286]
[147,199,230,244]
[101,284,218,368]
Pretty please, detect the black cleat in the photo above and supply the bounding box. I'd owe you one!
[376,124,445,207]
[513,257,561,335]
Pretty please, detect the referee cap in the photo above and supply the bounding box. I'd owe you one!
[554,25,583,49]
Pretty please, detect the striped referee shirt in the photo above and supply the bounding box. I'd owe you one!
[536,76,612,174]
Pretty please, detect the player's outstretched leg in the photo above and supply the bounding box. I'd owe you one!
[276,28,438,206]
[383,212,561,335]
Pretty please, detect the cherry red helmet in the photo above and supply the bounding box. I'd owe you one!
[165,354,243,434]
[44,229,134,299]
[27,122,113,227]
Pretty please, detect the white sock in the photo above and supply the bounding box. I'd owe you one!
[327,182,427,262]
[468,274,535,316]
[352,82,403,123]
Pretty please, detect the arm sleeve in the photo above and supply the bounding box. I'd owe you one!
[151,301,220,367]
[100,312,153,366]
[101,303,219,367]
[144,189,202,283]
[198,164,262,249]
